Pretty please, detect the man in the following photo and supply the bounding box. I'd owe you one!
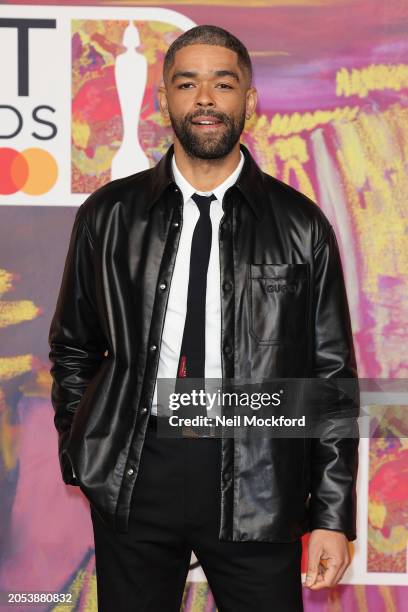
[48,24,359,611]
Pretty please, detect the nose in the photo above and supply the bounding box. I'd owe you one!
[194,82,216,107]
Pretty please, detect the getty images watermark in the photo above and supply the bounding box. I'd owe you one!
[153,377,341,438]
[153,377,407,439]
[167,387,305,428]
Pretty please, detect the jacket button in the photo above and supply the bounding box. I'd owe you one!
[140,407,148,414]
[223,281,232,291]
[126,467,134,476]
[159,282,167,290]
[224,345,232,355]
[220,222,230,241]
[174,186,179,193]
[150,344,157,352]
[172,221,180,228]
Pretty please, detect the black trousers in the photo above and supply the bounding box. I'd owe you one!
[90,415,304,612]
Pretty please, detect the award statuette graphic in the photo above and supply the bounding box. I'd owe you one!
[111,21,150,179]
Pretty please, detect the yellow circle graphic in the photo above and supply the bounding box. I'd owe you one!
[20,148,58,195]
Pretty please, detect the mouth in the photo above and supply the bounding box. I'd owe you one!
[191,117,224,129]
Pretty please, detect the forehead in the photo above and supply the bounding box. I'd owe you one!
[172,43,240,72]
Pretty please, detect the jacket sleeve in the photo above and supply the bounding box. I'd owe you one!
[309,224,360,541]
[48,205,107,486]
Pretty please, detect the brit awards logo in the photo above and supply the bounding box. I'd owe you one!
[0,6,196,205]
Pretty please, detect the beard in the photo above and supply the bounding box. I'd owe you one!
[168,107,246,160]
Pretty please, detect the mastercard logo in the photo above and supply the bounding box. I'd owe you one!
[0,148,58,195]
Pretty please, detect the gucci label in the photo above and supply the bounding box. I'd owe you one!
[266,283,297,293]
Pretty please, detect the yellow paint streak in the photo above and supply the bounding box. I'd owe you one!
[84,573,98,610]
[0,387,20,472]
[0,427,19,472]
[273,136,315,198]
[335,122,367,188]
[73,144,119,174]
[379,585,396,612]
[265,106,359,137]
[0,269,14,296]
[148,21,178,34]
[273,135,309,162]
[53,569,84,612]
[0,355,33,381]
[337,64,408,98]
[0,301,40,328]
[272,136,316,201]
[354,585,368,612]
[282,160,316,202]
[21,368,53,398]
[245,119,317,200]
[249,114,278,177]
[72,120,91,149]
[368,500,387,529]
[368,524,408,555]
[52,568,98,612]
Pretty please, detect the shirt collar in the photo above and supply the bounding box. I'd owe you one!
[171,150,245,206]
[148,142,267,220]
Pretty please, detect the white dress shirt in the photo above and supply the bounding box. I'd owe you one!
[151,149,245,416]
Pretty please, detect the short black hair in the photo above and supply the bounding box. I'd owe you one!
[163,24,252,88]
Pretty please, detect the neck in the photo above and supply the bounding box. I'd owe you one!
[173,140,241,192]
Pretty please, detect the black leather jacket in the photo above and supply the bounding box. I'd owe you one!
[48,142,359,541]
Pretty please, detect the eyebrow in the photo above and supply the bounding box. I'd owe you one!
[171,69,240,84]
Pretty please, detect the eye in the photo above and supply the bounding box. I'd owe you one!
[177,82,233,89]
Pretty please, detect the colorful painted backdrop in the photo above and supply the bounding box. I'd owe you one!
[0,1,407,610]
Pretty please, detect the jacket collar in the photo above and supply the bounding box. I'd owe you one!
[148,142,266,220]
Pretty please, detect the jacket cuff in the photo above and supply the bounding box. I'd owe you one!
[309,519,357,542]
[59,448,80,486]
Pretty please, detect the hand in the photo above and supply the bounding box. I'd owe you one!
[304,529,351,590]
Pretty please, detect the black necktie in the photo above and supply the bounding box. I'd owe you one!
[176,192,216,430]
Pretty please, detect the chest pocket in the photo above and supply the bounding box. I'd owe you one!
[248,263,309,345]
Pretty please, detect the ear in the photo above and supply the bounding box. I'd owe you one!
[245,86,258,120]
[157,82,170,121]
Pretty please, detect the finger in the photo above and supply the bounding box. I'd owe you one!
[304,543,322,587]
[311,559,328,584]
[331,560,349,585]
[304,570,318,587]
[318,561,327,576]
[330,549,350,585]
[309,562,339,590]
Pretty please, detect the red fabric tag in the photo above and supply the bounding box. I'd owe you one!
[178,355,187,377]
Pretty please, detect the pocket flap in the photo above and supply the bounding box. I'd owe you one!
[250,263,308,280]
